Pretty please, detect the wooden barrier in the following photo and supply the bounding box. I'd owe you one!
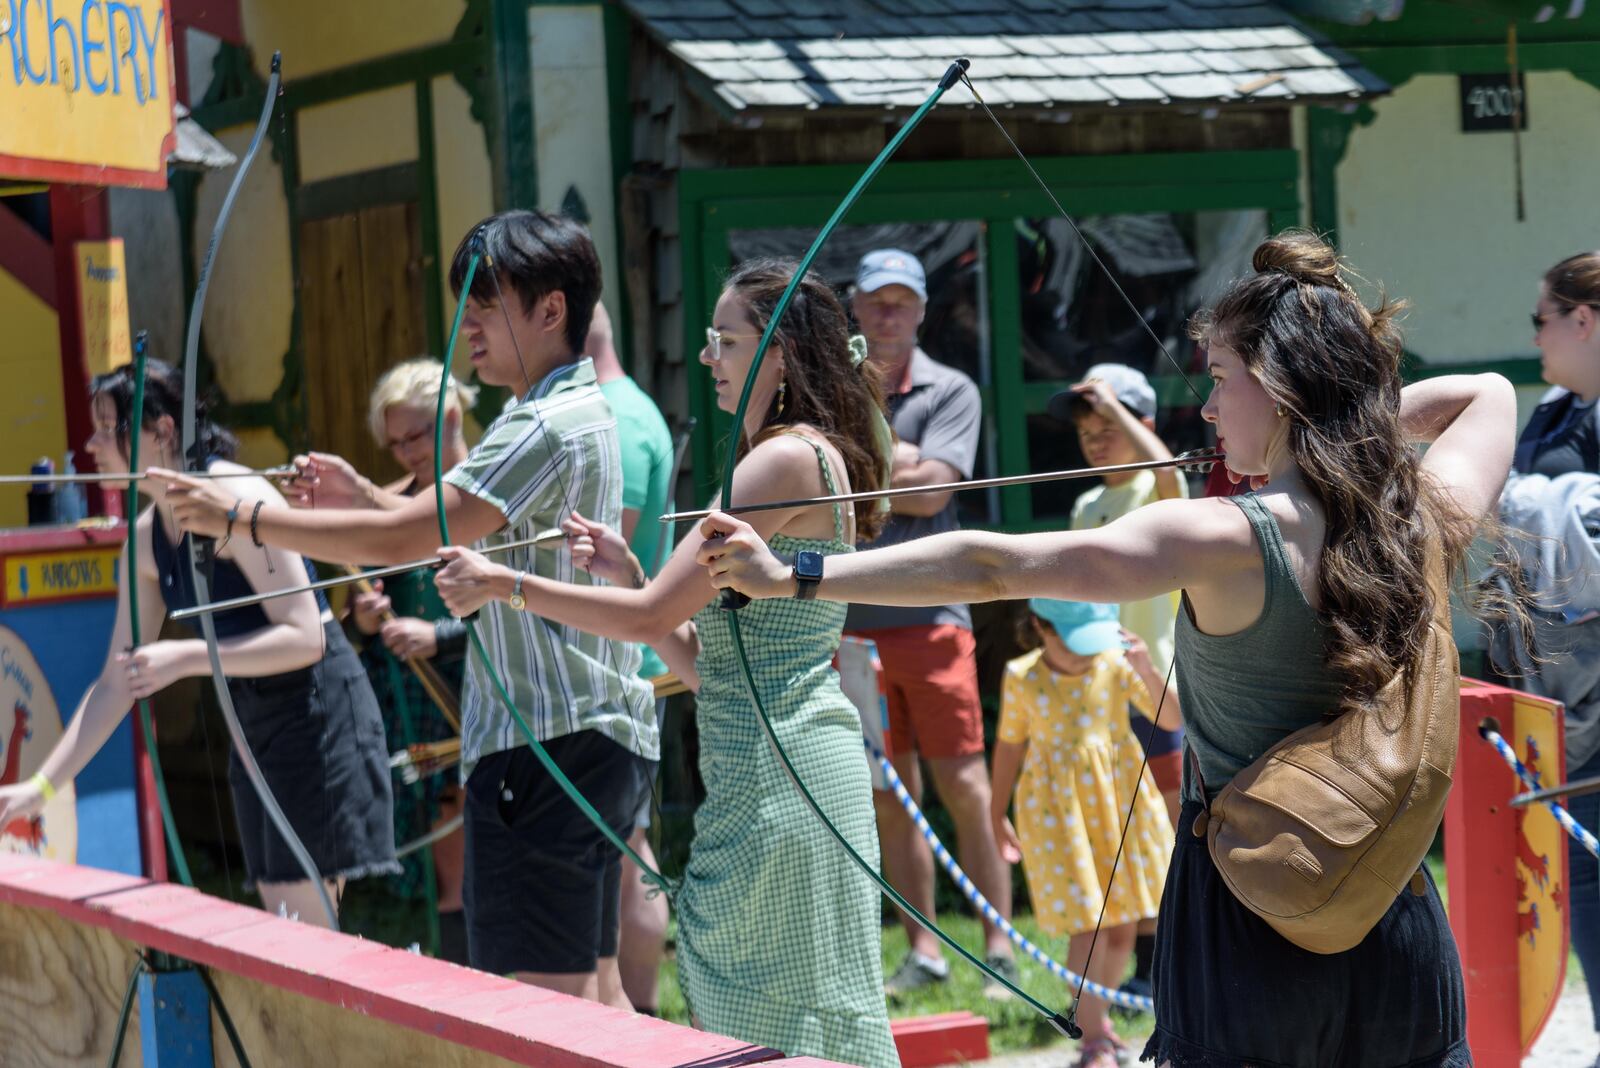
[0,854,852,1068]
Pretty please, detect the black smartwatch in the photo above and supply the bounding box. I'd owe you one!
[792,550,824,600]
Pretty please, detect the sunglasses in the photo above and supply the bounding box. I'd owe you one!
[1532,305,1583,333]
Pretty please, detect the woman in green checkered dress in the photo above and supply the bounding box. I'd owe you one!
[436,261,898,1066]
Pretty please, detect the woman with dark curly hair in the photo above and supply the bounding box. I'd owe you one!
[431,259,900,1067]
[703,232,1518,1068]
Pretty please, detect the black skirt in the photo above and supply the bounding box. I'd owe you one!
[225,620,400,888]
[1141,802,1471,1068]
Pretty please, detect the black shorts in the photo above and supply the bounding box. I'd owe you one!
[462,730,648,975]
[227,621,400,888]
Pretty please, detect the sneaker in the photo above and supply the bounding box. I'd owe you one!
[981,953,1020,1002]
[884,950,950,998]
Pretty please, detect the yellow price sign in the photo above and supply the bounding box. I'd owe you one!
[0,0,175,188]
[1,546,121,606]
[75,238,131,375]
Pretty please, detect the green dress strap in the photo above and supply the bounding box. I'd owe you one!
[780,431,846,544]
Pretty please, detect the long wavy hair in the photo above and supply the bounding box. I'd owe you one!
[1190,232,1473,716]
[725,259,893,541]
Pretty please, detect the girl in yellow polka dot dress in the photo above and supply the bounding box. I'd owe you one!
[989,598,1178,1068]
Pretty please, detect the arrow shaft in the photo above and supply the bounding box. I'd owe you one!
[0,466,297,485]
[167,528,565,622]
[662,451,1222,525]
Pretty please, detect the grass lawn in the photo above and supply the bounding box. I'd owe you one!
[654,910,1153,1057]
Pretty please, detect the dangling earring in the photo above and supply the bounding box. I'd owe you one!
[776,380,787,417]
[1274,402,1286,418]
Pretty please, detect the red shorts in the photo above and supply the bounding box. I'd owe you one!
[847,624,984,760]
[1147,750,1183,797]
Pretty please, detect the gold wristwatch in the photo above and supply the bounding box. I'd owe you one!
[508,570,527,611]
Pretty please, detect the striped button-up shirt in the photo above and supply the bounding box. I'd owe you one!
[444,358,658,772]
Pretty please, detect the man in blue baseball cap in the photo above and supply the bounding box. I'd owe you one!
[846,248,1018,1000]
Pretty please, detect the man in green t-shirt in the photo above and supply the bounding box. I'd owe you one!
[588,301,675,678]
[585,300,675,1016]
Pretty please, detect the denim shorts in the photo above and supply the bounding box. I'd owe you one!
[462,730,648,975]
[226,621,400,888]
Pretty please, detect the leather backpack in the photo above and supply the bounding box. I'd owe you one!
[1192,550,1459,954]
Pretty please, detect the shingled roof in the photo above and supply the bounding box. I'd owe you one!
[622,0,1386,112]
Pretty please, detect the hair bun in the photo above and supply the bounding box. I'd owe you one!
[1252,230,1345,289]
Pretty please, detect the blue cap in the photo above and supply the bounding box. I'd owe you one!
[1029,599,1122,656]
[855,249,927,302]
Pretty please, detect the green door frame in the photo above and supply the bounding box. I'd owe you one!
[679,149,1300,530]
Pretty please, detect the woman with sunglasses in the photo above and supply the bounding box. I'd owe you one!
[1516,253,1600,1046]
[1522,254,1600,475]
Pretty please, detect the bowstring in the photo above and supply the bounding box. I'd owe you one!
[960,74,1209,408]
[480,259,668,848]
[432,249,667,890]
[960,71,1212,1028]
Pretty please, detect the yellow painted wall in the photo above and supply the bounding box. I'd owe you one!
[297,85,419,185]
[1337,72,1600,365]
[432,73,496,378]
[241,0,468,80]
[0,271,66,528]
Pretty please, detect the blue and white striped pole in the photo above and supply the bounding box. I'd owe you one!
[868,740,1154,1013]
[1481,728,1600,859]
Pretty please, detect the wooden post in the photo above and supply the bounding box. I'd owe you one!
[139,968,214,1067]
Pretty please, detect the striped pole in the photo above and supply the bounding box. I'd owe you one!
[1481,728,1600,858]
[868,740,1154,1012]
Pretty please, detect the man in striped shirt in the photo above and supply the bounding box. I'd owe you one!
[174,211,657,1006]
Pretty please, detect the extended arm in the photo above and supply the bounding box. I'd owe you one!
[160,467,508,566]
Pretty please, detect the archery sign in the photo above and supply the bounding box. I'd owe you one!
[75,239,131,374]
[0,0,176,188]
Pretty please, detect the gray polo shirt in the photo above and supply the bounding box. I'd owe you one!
[846,348,981,632]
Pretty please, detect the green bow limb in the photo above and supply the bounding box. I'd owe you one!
[713,58,1071,1029]
[432,248,673,894]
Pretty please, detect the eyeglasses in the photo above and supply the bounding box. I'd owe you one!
[385,423,435,452]
[704,327,763,361]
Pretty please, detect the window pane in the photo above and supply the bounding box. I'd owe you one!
[1016,210,1266,522]
[726,221,997,525]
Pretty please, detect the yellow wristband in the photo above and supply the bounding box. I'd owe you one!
[29,772,55,803]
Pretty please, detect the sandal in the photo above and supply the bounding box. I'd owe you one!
[1073,1037,1122,1068]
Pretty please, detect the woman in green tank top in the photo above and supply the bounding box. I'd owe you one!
[704,232,1519,1068]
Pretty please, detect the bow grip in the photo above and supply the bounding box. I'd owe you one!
[719,589,751,611]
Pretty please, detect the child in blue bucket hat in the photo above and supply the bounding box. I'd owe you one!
[989,599,1180,1068]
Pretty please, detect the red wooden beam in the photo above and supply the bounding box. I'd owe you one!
[0,856,825,1068]
[890,1011,990,1068]
[0,204,56,309]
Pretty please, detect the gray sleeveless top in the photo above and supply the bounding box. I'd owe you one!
[1177,493,1344,803]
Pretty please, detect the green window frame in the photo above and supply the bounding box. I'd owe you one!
[679,149,1300,530]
